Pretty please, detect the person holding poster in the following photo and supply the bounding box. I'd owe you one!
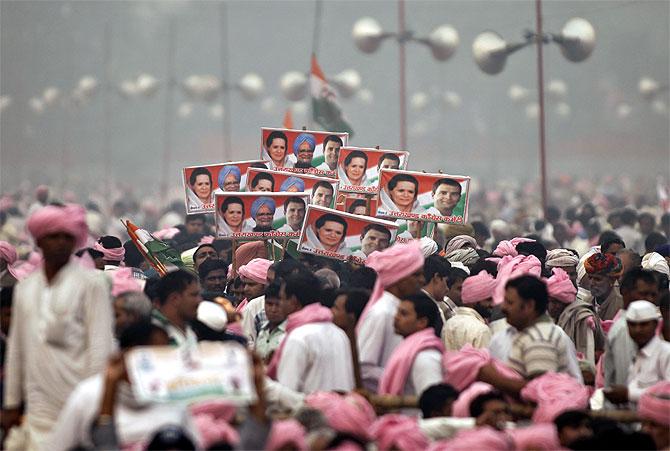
[250,172,275,192]
[279,177,305,193]
[311,181,335,208]
[339,150,368,187]
[316,135,343,172]
[293,133,316,169]
[277,197,307,233]
[250,197,276,232]
[380,173,424,214]
[304,213,350,255]
[262,130,295,169]
[217,196,253,235]
[187,167,214,209]
[213,165,242,195]
[351,224,393,259]
[425,178,462,217]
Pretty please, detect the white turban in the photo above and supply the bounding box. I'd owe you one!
[642,252,670,277]
[546,249,579,268]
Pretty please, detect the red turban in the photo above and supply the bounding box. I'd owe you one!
[584,252,623,278]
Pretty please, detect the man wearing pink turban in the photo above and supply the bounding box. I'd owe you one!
[357,241,426,391]
[4,204,114,449]
[0,240,18,287]
[93,235,125,270]
[443,271,495,351]
[638,381,670,450]
[238,257,273,344]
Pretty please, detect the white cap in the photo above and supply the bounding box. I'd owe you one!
[449,261,471,275]
[419,237,438,257]
[197,301,228,331]
[625,300,660,323]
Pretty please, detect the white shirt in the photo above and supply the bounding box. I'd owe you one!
[241,295,265,346]
[405,349,444,396]
[277,322,355,394]
[4,261,114,440]
[627,335,670,402]
[357,291,403,391]
[604,312,636,387]
[44,374,189,451]
[443,307,492,351]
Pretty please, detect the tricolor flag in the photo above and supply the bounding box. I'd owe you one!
[124,219,184,276]
[310,54,354,136]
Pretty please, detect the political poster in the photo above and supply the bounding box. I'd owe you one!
[246,168,339,209]
[183,160,268,214]
[336,147,409,193]
[215,192,310,239]
[260,127,349,177]
[297,205,398,263]
[335,192,378,216]
[376,169,470,224]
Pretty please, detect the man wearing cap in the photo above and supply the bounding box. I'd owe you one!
[3,205,114,449]
[293,133,316,170]
[583,252,624,321]
[604,300,670,405]
[545,248,580,288]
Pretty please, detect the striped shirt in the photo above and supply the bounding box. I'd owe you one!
[508,315,571,378]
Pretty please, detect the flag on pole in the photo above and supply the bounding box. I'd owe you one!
[310,54,354,136]
[124,219,184,276]
[283,108,294,129]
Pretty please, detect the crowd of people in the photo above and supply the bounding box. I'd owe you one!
[0,180,669,451]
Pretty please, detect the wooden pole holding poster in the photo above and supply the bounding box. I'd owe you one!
[231,238,238,273]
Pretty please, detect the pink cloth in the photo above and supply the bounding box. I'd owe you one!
[520,372,590,423]
[0,241,17,264]
[9,251,43,280]
[111,267,143,296]
[152,227,180,240]
[443,345,523,391]
[506,424,561,450]
[94,241,125,262]
[358,241,425,330]
[461,271,496,304]
[190,400,237,423]
[27,204,88,248]
[638,381,670,426]
[492,237,535,258]
[266,419,307,451]
[199,235,215,245]
[370,414,429,451]
[192,414,239,448]
[493,254,542,305]
[235,299,248,313]
[428,426,512,451]
[452,382,494,417]
[304,391,376,441]
[266,303,333,379]
[237,258,272,285]
[378,328,445,395]
[230,241,268,279]
[444,235,477,255]
[545,268,577,304]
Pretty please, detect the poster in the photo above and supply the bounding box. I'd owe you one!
[246,168,339,209]
[297,205,398,263]
[215,192,311,239]
[183,160,268,215]
[336,147,410,193]
[260,127,349,177]
[335,192,378,216]
[125,341,256,405]
[394,220,437,243]
[376,169,470,224]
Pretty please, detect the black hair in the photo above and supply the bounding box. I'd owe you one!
[186,213,206,223]
[471,220,490,240]
[554,410,591,433]
[315,213,348,238]
[265,130,288,149]
[344,150,368,167]
[323,134,343,148]
[348,199,368,214]
[123,240,144,267]
[505,275,548,314]
[189,167,212,186]
[282,271,320,307]
[335,288,370,323]
[360,223,391,241]
[283,196,306,211]
[619,268,658,293]
[659,290,670,310]
[619,208,637,226]
[419,383,459,419]
[598,231,625,251]
[469,390,505,418]
[118,319,166,350]
[446,267,468,288]
[312,180,334,194]
[270,259,306,279]
[431,178,462,195]
[221,196,245,215]
[403,292,443,337]
[264,280,282,299]
[377,152,400,168]
[251,172,275,190]
[388,173,419,196]
[349,266,377,291]
[75,247,104,260]
[98,235,122,249]
[470,259,498,278]
[147,426,196,450]
[198,258,228,280]
[143,276,161,302]
[515,240,547,264]
[645,232,668,253]
[424,255,451,283]
[546,205,561,222]
[156,269,198,306]
[0,286,14,309]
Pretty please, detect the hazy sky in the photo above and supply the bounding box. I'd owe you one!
[1,0,668,198]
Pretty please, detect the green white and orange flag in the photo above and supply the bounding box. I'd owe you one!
[310,54,354,136]
[124,219,184,276]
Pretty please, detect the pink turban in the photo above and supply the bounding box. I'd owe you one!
[359,241,424,328]
[238,258,272,285]
[94,242,125,262]
[492,254,542,305]
[461,271,496,304]
[111,268,144,297]
[428,426,512,451]
[443,344,522,391]
[545,268,577,304]
[370,414,429,451]
[506,424,560,450]
[27,204,88,249]
[452,382,494,417]
[638,381,670,426]
[190,400,237,423]
[305,391,376,441]
[444,235,477,255]
[266,419,307,451]
[492,237,535,258]
[0,241,17,264]
[520,372,590,423]
[192,414,239,449]
[153,227,180,240]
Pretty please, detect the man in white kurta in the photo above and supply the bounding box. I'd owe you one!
[3,204,114,450]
